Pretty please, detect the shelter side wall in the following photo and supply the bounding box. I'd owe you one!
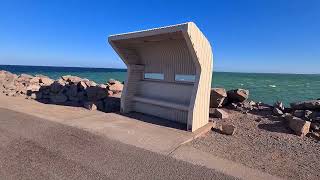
[186,23,213,132]
[121,65,144,113]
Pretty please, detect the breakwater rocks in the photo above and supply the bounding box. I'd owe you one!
[0,70,122,112]
[210,88,320,139]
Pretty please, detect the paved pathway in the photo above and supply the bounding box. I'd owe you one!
[0,95,282,180]
[0,108,235,180]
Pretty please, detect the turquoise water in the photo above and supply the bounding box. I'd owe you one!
[1,65,319,105]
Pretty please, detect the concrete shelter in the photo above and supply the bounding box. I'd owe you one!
[108,22,213,132]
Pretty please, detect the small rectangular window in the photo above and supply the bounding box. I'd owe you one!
[144,73,164,80]
[175,74,195,82]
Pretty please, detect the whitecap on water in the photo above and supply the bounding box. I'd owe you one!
[269,85,276,88]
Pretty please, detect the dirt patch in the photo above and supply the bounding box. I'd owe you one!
[191,109,320,180]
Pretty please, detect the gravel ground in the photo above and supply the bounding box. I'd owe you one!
[191,109,320,180]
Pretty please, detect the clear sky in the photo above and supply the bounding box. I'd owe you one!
[0,0,319,74]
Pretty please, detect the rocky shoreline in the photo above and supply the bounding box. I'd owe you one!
[0,70,122,112]
[1,70,320,139]
[209,88,320,139]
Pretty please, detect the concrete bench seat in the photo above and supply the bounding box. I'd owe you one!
[132,96,189,111]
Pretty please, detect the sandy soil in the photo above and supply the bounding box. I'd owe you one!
[190,109,320,180]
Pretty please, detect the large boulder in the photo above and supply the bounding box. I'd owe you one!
[30,76,41,84]
[86,86,108,101]
[78,81,88,90]
[50,93,68,103]
[227,89,249,102]
[103,96,120,112]
[221,124,236,135]
[0,71,17,88]
[61,75,82,84]
[285,114,311,136]
[26,84,41,92]
[107,79,121,85]
[273,107,284,116]
[66,84,78,97]
[18,74,34,80]
[274,101,285,111]
[50,81,64,93]
[210,88,227,108]
[291,100,320,110]
[209,108,229,119]
[39,76,54,86]
[108,83,123,94]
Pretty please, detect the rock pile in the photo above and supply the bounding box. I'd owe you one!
[287,100,320,137]
[0,70,122,112]
[209,87,320,138]
[267,99,320,137]
[210,88,254,118]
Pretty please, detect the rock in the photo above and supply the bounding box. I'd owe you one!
[30,77,41,84]
[78,81,88,90]
[95,100,104,111]
[107,79,121,85]
[304,110,313,120]
[61,75,82,84]
[26,84,41,92]
[308,131,320,140]
[273,107,284,116]
[66,84,78,97]
[293,110,305,118]
[286,115,311,136]
[18,74,34,80]
[227,89,249,102]
[310,123,320,132]
[6,91,17,97]
[107,90,114,96]
[210,88,227,108]
[68,95,80,102]
[64,100,81,107]
[209,108,229,119]
[39,77,54,85]
[83,79,96,87]
[50,93,67,103]
[98,84,107,89]
[30,92,42,100]
[221,124,236,135]
[103,97,120,112]
[83,101,97,111]
[274,101,285,111]
[291,100,320,110]
[229,103,238,109]
[86,86,98,101]
[96,88,108,100]
[108,83,123,94]
[50,81,64,93]
[86,86,108,101]
[240,100,256,111]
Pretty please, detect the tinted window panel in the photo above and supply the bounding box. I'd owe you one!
[144,73,164,80]
[175,74,195,82]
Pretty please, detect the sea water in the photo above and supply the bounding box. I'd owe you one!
[1,65,319,105]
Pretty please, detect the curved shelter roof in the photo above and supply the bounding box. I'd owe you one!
[108,22,213,132]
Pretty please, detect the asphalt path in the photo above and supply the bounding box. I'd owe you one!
[0,108,236,180]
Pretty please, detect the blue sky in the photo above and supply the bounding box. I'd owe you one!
[0,0,319,74]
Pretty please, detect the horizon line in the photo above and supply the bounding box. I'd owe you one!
[0,64,319,75]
